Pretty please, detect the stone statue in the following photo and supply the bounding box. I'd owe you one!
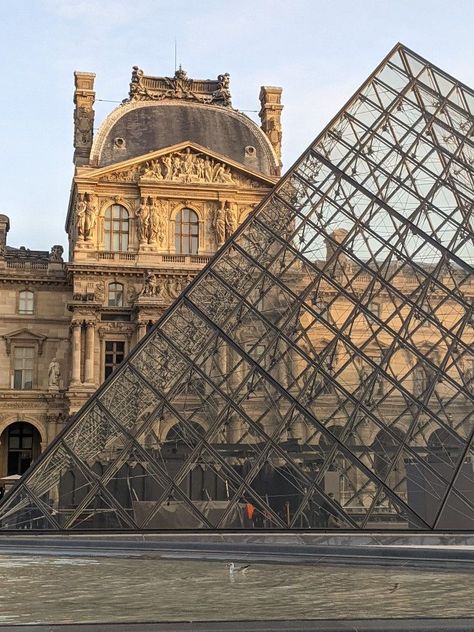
[225,202,238,238]
[75,195,87,238]
[83,195,97,240]
[213,73,232,106]
[49,245,64,262]
[213,202,227,247]
[48,357,61,389]
[203,156,213,182]
[129,66,145,99]
[136,198,150,243]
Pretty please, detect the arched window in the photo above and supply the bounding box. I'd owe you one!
[175,208,199,255]
[19,290,34,315]
[104,205,129,252]
[108,282,124,307]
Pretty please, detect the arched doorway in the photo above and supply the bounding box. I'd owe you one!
[1,422,41,477]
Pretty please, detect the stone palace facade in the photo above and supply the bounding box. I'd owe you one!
[0,67,282,482]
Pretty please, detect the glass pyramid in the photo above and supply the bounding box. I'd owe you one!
[1,43,472,530]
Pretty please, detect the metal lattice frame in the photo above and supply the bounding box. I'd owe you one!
[0,43,472,530]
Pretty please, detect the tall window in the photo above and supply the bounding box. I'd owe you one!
[104,341,125,379]
[13,347,34,389]
[19,290,34,315]
[175,208,199,255]
[108,282,124,307]
[104,205,129,252]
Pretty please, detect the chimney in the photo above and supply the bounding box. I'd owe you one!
[259,86,283,171]
[73,71,96,166]
[0,214,10,255]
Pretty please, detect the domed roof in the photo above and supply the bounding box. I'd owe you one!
[91,100,278,176]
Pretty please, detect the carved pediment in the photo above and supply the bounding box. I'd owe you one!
[2,329,47,355]
[89,142,277,189]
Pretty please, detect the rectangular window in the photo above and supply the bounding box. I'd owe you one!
[104,340,125,379]
[368,302,381,319]
[13,347,34,390]
[19,291,34,315]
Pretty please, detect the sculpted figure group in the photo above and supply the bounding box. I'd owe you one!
[136,197,167,246]
[212,201,238,247]
[141,150,236,185]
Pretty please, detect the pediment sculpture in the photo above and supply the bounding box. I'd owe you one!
[141,149,237,185]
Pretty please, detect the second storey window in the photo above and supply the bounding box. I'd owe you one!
[175,208,199,255]
[108,282,124,307]
[13,347,34,390]
[19,291,34,315]
[104,205,129,252]
[104,340,125,379]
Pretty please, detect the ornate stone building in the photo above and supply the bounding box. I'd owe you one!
[0,67,282,484]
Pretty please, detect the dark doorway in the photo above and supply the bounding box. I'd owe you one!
[5,422,41,476]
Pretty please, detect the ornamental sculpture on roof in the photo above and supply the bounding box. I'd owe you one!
[127,65,232,107]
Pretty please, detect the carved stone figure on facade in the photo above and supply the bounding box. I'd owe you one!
[136,198,150,244]
[83,194,97,241]
[74,107,94,147]
[225,202,238,238]
[129,66,145,99]
[49,245,64,262]
[203,156,213,182]
[213,73,232,106]
[141,270,165,299]
[162,155,173,179]
[150,199,166,246]
[75,194,87,239]
[213,202,227,247]
[95,282,105,302]
[167,277,183,299]
[48,357,61,389]
[215,164,233,183]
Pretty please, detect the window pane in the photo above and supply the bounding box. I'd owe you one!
[19,291,34,314]
[104,205,129,252]
[175,208,199,255]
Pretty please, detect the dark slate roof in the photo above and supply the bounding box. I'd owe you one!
[6,246,49,261]
[97,103,277,175]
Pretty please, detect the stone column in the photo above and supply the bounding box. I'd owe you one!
[137,322,147,341]
[70,320,82,384]
[84,320,95,384]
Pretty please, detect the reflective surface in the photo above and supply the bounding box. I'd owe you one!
[0,43,472,531]
[0,555,472,624]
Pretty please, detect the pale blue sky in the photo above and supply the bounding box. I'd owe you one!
[1,0,472,251]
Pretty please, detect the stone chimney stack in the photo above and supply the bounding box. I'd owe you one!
[73,71,96,166]
[259,86,283,171]
[0,214,10,255]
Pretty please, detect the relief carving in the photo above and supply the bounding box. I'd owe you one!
[98,149,266,188]
[140,149,239,185]
[140,270,165,299]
